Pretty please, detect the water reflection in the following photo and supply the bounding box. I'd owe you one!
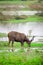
[2,11,38,15]
[0,47,43,53]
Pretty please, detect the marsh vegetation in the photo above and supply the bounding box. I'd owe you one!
[0,42,43,65]
[0,0,43,65]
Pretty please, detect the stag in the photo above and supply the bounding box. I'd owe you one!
[8,31,35,47]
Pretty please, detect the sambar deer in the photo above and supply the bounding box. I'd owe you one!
[8,31,35,47]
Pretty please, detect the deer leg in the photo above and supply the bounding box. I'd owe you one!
[21,41,24,47]
[12,41,14,47]
[21,41,24,51]
[11,41,14,52]
[29,43,31,47]
[8,40,11,47]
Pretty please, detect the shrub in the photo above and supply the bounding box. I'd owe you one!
[15,15,28,20]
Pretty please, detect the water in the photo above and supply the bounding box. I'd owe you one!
[0,47,43,53]
[2,11,41,15]
[0,22,43,42]
[0,37,8,41]
[0,22,43,36]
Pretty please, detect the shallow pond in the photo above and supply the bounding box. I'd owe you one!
[0,22,43,42]
[2,11,40,15]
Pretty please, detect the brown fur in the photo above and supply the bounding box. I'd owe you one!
[8,31,34,47]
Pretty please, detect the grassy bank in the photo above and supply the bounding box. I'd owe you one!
[0,47,43,65]
[0,1,43,23]
[0,1,37,5]
[0,1,43,11]
[0,41,43,65]
[0,15,43,24]
[0,33,7,37]
[0,41,43,49]
[0,1,43,5]
[8,16,43,23]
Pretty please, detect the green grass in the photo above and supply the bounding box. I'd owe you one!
[0,41,43,50]
[0,33,7,37]
[0,41,43,65]
[0,1,36,5]
[8,16,43,23]
[0,1,43,11]
[31,42,43,47]
[0,48,43,65]
[2,15,43,24]
[0,15,43,24]
[0,0,42,5]
[0,1,34,11]
[0,1,42,11]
